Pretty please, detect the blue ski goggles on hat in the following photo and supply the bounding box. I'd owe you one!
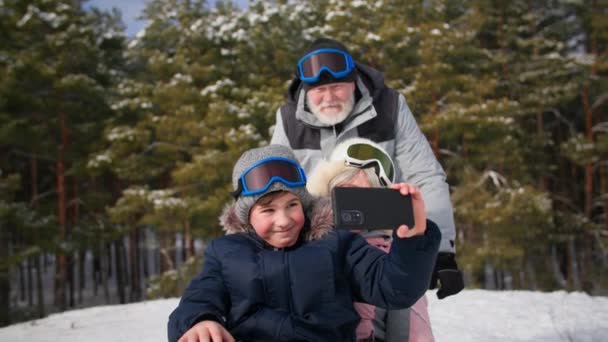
[233,157,307,197]
[297,48,355,84]
[344,143,395,187]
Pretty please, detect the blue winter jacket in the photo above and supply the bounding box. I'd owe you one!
[167,199,440,341]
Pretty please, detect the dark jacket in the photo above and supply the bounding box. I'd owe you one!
[167,199,440,342]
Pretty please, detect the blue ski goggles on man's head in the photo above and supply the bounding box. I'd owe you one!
[297,48,355,84]
[233,157,307,198]
[344,143,395,187]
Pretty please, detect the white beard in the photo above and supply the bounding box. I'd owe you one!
[307,92,355,126]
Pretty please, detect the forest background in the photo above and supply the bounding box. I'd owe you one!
[1,0,606,327]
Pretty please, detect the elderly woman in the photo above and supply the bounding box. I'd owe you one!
[307,138,436,342]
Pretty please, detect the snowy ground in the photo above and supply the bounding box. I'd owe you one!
[1,289,607,342]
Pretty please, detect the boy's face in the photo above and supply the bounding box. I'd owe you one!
[249,191,305,248]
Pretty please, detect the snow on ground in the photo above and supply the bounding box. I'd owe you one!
[1,289,607,342]
[428,290,608,342]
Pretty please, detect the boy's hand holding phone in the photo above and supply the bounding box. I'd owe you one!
[331,183,426,238]
[390,183,426,238]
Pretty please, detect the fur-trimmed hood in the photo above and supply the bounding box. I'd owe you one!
[219,197,334,242]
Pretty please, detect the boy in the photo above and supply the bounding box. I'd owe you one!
[167,145,440,342]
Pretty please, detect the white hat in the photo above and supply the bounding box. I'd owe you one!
[307,138,392,197]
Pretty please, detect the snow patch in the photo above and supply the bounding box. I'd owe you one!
[0,291,606,341]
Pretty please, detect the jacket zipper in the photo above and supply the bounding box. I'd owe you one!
[284,252,294,314]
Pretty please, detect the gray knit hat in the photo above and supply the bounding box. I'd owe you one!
[232,144,313,224]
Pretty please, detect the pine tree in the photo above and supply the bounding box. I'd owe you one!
[1,0,126,311]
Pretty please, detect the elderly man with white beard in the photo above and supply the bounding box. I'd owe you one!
[270,39,464,317]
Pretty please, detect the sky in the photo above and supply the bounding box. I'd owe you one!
[86,0,248,36]
[87,0,149,36]
[1,289,607,341]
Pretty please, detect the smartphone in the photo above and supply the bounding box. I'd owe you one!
[331,187,415,230]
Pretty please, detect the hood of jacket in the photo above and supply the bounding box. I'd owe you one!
[219,197,334,242]
[285,62,389,128]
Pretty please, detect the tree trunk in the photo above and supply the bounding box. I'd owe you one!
[581,0,600,292]
[504,271,513,290]
[158,232,163,274]
[107,243,113,278]
[601,167,608,267]
[0,232,10,326]
[536,110,548,190]
[35,255,44,318]
[495,269,503,289]
[160,232,175,273]
[567,239,581,291]
[29,156,39,214]
[182,221,193,262]
[44,254,49,272]
[122,238,130,289]
[181,232,186,264]
[114,240,126,304]
[581,86,595,291]
[484,261,496,290]
[29,156,44,318]
[142,229,150,279]
[129,228,141,302]
[525,257,538,290]
[582,89,594,219]
[55,111,68,311]
[68,254,74,308]
[18,261,25,302]
[93,252,100,296]
[579,245,594,293]
[71,181,84,304]
[78,250,85,304]
[100,244,110,303]
[27,257,33,306]
[550,245,567,288]
[171,233,177,269]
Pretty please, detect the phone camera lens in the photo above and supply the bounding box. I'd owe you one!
[341,212,353,222]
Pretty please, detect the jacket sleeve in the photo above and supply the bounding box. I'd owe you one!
[346,220,441,310]
[270,108,290,147]
[167,241,229,342]
[394,94,456,254]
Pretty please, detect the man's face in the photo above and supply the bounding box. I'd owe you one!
[306,82,356,126]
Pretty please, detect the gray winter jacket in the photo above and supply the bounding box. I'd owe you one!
[271,63,456,253]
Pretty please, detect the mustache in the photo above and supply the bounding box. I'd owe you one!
[318,101,344,109]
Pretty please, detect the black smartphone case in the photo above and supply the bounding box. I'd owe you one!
[331,187,415,230]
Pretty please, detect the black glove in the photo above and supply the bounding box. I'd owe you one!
[429,252,464,299]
